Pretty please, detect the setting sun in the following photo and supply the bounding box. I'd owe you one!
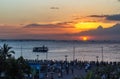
[82,36,88,41]
[83,37,88,41]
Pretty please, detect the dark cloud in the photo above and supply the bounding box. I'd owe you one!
[75,23,120,40]
[56,21,73,25]
[23,24,120,40]
[25,24,56,28]
[89,15,107,18]
[15,33,75,40]
[106,14,120,21]
[4,24,120,40]
[24,23,73,28]
[50,7,59,10]
[24,23,120,40]
[89,14,120,21]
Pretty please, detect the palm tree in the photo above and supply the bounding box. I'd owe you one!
[0,44,15,78]
[0,44,31,79]
[0,43,15,60]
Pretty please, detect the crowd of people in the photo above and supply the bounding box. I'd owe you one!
[26,59,120,79]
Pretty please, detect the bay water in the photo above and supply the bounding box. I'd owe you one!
[0,40,120,62]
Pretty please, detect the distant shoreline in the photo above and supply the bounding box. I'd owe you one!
[1,39,120,43]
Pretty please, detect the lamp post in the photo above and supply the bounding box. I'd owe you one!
[101,46,103,62]
[96,56,99,63]
[36,55,39,60]
[96,56,99,67]
[46,52,48,60]
[73,46,75,61]
[96,56,99,71]
[65,55,68,61]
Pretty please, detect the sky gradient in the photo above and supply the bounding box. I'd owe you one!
[0,0,120,40]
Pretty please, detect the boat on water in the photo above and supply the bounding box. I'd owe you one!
[33,45,48,52]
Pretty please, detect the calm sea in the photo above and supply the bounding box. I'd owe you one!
[0,40,120,62]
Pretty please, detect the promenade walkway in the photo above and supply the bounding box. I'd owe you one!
[46,67,87,79]
[27,60,93,79]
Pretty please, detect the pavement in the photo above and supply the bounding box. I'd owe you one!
[46,67,87,79]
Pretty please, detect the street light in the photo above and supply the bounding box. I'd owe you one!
[96,56,99,68]
[46,52,48,60]
[65,55,68,61]
[96,56,99,62]
[96,56,99,72]
[73,46,75,61]
[36,55,39,60]
[101,46,104,62]
[21,45,23,57]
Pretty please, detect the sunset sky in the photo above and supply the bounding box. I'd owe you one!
[0,0,120,40]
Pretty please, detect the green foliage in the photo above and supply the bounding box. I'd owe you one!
[5,58,22,79]
[17,56,31,74]
[73,71,93,79]
[0,44,31,79]
[74,77,81,79]
[0,43,15,74]
[84,71,93,79]
[0,43,15,60]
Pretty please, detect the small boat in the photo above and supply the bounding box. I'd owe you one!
[33,45,48,52]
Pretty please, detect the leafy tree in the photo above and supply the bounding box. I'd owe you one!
[0,44,15,78]
[0,44,31,79]
[5,58,20,79]
[5,56,31,79]
[0,44,15,60]
[73,71,94,79]
[17,56,31,76]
